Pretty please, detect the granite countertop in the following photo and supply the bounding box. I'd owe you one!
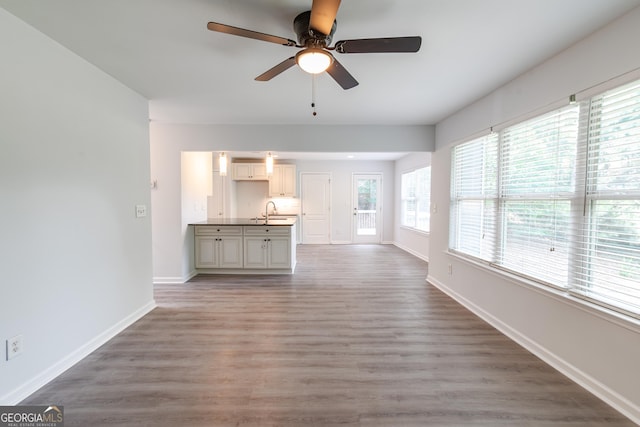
[191,217,297,226]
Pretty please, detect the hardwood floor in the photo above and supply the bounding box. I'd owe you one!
[22,245,634,426]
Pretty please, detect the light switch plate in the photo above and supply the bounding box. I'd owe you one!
[135,204,147,218]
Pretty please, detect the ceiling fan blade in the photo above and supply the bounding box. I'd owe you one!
[207,22,296,46]
[326,58,358,90]
[309,0,341,36]
[334,36,422,53]
[255,57,297,81]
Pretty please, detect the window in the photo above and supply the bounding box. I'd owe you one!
[450,78,640,318]
[498,106,580,287]
[450,135,498,260]
[574,80,640,314]
[401,166,431,232]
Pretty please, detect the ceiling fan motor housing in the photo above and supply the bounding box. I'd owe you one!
[294,11,336,47]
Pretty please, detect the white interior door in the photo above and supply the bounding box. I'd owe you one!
[352,174,382,244]
[301,173,331,244]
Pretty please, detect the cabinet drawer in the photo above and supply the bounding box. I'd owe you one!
[243,226,291,236]
[195,226,243,235]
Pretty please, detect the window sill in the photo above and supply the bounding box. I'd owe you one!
[446,250,640,333]
[400,226,430,237]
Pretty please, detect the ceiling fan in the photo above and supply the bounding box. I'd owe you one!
[207,0,421,90]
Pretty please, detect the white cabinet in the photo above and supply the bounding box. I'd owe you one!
[269,164,296,197]
[232,163,268,180]
[243,226,292,269]
[194,226,243,268]
[194,224,296,272]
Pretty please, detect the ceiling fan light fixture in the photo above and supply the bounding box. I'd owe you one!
[296,48,333,74]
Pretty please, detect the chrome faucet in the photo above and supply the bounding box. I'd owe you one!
[265,201,277,222]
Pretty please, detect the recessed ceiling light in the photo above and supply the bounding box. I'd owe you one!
[347,155,355,159]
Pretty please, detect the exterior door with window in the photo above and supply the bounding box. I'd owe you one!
[352,174,382,243]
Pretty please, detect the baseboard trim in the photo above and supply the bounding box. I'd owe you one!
[153,270,197,284]
[394,242,429,263]
[1,300,157,405]
[330,240,351,245]
[153,276,185,284]
[426,274,640,425]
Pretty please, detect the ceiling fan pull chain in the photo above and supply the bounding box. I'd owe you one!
[311,74,318,116]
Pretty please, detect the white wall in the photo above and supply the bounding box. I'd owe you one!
[150,123,434,282]
[235,181,270,218]
[430,7,640,423]
[0,9,154,404]
[393,153,431,262]
[180,152,212,279]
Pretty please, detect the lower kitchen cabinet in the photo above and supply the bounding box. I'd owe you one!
[243,235,291,269]
[193,224,296,273]
[194,226,243,268]
[244,226,292,269]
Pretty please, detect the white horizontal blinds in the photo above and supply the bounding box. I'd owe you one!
[573,80,640,316]
[450,134,498,260]
[498,106,580,288]
[416,167,431,231]
[401,171,416,227]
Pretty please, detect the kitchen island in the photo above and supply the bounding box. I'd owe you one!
[190,218,296,274]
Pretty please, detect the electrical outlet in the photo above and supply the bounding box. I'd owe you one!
[7,335,23,360]
[135,204,147,218]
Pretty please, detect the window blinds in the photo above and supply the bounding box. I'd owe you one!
[401,167,431,232]
[416,167,431,231]
[449,77,640,318]
[498,106,580,288]
[572,80,640,317]
[450,134,498,261]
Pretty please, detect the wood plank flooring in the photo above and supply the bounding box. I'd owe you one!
[22,245,634,426]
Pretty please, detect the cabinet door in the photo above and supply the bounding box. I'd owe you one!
[243,237,268,268]
[232,163,252,180]
[269,165,296,197]
[233,163,268,180]
[195,236,218,268]
[251,163,268,180]
[280,165,296,196]
[219,236,243,268]
[268,237,291,269]
[268,166,283,196]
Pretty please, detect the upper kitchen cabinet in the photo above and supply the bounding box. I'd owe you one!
[269,164,296,197]
[232,163,268,180]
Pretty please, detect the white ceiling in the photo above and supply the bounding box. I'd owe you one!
[2,0,639,128]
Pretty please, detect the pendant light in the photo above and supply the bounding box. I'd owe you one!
[219,152,227,176]
[266,152,274,176]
